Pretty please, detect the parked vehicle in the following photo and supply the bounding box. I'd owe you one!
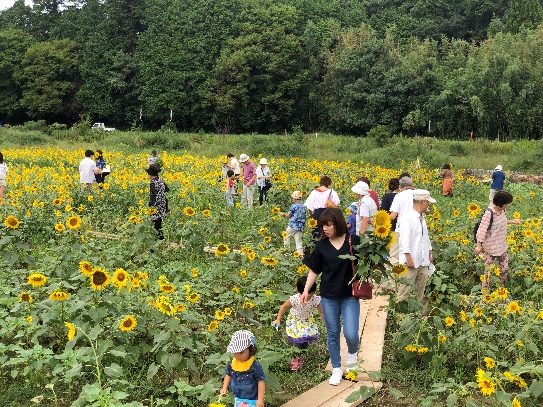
[91,123,115,131]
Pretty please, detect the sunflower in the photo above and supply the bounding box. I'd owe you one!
[215,310,225,320]
[232,286,239,293]
[66,215,81,230]
[513,212,521,219]
[261,257,278,266]
[112,268,131,289]
[392,264,407,276]
[131,277,141,288]
[27,316,33,323]
[79,261,94,276]
[191,268,198,277]
[208,320,219,332]
[444,317,455,326]
[308,219,317,227]
[65,322,76,340]
[460,310,467,322]
[263,236,271,243]
[247,251,256,261]
[65,204,72,212]
[297,264,309,275]
[496,287,508,300]
[53,198,62,206]
[4,215,20,229]
[215,243,230,257]
[175,304,187,312]
[258,227,268,234]
[119,315,137,332]
[474,307,483,316]
[55,223,65,232]
[437,335,446,343]
[293,251,301,258]
[513,397,522,407]
[186,292,200,303]
[224,307,232,316]
[146,207,157,215]
[90,268,110,290]
[271,207,281,214]
[242,301,255,309]
[507,301,521,313]
[19,292,33,302]
[374,225,391,238]
[240,269,247,277]
[484,357,495,369]
[476,369,495,396]
[282,230,289,239]
[160,283,175,294]
[49,291,69,301]
[202,209,211,217]
[87,195,93,202]
[155,296,175,316]
[468,203,481,214]
[374,210,391,228]
[453,209,460,217]
[28,273,47,287]
[183,206,196,216]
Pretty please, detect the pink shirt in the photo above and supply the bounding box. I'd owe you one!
[243,161,256,185]
[476,206,508,256]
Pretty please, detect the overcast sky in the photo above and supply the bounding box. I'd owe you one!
[0,1,31,11]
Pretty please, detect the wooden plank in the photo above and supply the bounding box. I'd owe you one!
[356,293,389,381]
[280,380,356,407]
[321,381,383,407]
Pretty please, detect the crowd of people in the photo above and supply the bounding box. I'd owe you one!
[2,148,521,399]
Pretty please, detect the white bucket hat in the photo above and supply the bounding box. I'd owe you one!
[495,165,503,171]
[259,158,268,165]
[227,330,255,353]
[351,181,369,196]
[239,154,249,163]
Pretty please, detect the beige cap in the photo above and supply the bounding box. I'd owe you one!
[239,154,249,163]
[259,158,268,165]
[412,189,436,203]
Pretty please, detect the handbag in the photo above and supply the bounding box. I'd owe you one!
[102,164,111,174]
[264,178,272,189]
[325,189,339,209]
[349,235,373,300]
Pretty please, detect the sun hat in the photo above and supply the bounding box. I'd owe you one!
[227,330,256,353]
[351,181,369,196]
[348,202,358,213]
[495,165,503,171]
[291,191,302,199]
[145,166,161,176]
[259,158,268,165]
[412,189,436,203]
[239,154,249,163]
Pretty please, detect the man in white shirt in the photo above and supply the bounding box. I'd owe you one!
[79,150,101,188]
[226,153,241,179]
[389,176,414,264]
[397,189,435,305]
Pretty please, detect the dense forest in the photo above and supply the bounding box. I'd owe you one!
[1,0,543,139]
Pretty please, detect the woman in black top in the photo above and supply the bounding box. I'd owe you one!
[146,166,169,239]
[300,208,361,386]
[379,178,399,231]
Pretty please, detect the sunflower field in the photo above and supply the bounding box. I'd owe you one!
[1,147,543,407]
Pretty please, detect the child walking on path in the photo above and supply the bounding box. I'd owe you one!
[280,191,306,257]
[273,276,324,371]
[225,170,235,208]
[220,330,266,407]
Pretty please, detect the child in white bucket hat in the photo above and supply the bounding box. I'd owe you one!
[220,330,266,407]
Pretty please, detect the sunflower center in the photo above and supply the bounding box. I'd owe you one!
[93,272,107,285]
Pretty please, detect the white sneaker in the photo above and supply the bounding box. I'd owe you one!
[329,367,343,385]
[346,352,358,372]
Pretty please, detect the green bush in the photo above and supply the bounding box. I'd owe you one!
[22,120,48,132]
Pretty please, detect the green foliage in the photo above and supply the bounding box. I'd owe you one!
[505,0,543,34]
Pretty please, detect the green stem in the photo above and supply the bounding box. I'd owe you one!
[78,326,102,388]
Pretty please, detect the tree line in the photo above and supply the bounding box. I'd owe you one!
[1,0,543,139]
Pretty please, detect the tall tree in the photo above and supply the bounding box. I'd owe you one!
[505,0,543,34]
[15,39,80,122]
[138,0,240,130]
[213,0,308,133]
[0,29,35,122]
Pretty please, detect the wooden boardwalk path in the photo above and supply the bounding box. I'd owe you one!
[281,288,390,407]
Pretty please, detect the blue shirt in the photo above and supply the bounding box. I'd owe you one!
[347,213,357,235]
[225,359,266,400]
[491,171,505,190]
[288,202,306,231]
